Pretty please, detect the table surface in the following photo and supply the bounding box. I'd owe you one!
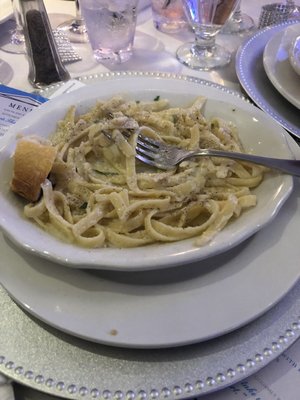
[0,1,299,399]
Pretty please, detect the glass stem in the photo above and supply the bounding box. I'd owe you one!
[193,31,216,56]
[11,0,24,44]
[75,0,83,21]
[232,1,242,24]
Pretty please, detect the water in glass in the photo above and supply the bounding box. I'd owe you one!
[80,0,138,64]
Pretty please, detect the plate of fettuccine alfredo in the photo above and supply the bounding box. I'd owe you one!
[0,74,294,270]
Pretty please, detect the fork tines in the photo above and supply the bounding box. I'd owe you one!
[121,131,161,163]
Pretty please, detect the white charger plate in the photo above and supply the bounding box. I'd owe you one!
[236,20,300,139]
[263,24,300,109]
[0,73,293,271]
[0,0,12,24]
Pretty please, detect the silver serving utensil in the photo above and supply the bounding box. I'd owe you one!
[123,132,300,175]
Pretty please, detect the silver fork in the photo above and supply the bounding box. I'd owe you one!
[125,133,300,176]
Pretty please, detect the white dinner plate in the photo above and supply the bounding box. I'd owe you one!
[0,73,294,271]
[0,156,299,348]
[0,0,12,24]
[263,24,300,109]
[236,20,300,139]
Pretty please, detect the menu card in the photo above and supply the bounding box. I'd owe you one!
[0,80,84,146]
[0,84,47,140]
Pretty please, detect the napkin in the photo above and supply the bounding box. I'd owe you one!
[0,374,14,400]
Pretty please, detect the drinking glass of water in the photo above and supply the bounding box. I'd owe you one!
[79,0,138,64]
[151,0,188,34]
[176,0,239,70]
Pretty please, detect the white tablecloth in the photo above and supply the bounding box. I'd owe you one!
[0,1,299,399]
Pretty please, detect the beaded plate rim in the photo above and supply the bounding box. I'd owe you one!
[235,20,300,139]
[38,70,250,100]
[1,279,300,400]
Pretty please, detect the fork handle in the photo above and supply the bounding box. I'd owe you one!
[187,149,300,177]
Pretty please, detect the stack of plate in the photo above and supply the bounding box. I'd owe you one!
[0,72,300,400]
[236,20,300,140]
[263,22,300,110]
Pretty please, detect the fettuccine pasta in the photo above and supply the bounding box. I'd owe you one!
[23,95,265,248]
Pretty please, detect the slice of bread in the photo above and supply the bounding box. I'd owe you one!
[11,137,57,202]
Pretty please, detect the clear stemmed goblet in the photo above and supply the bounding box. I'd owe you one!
[57,0,88,43]
[222,0,255,34]
[176,0,239,70]
[0,0,25,54]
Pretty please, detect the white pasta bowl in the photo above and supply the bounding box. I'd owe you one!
[0,73,294,271]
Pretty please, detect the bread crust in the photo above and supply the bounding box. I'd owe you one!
[11,138,57,202]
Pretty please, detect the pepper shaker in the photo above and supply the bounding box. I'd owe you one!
[19,0,70,88]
